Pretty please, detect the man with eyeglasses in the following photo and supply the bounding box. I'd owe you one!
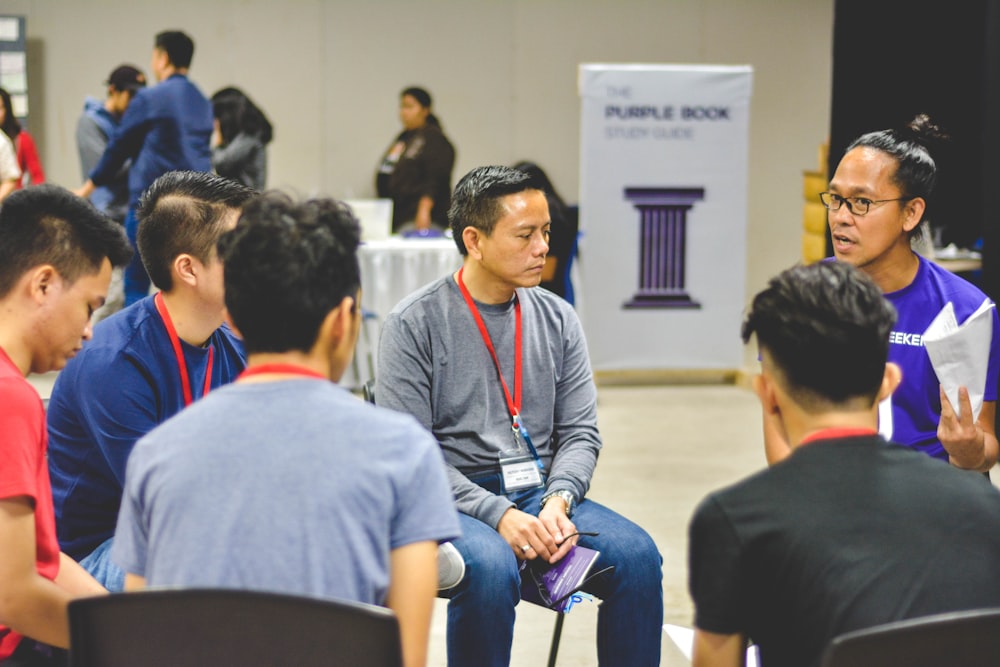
[765,114,1000,474]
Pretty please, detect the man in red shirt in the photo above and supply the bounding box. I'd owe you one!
[0,185,132,664]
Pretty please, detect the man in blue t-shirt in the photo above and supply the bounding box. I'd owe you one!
[112,192,459,667]
[789,114,1000,472]
[74,31,214,306]
[48,171,255,592]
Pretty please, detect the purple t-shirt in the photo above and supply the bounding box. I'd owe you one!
[881,255,1000,460]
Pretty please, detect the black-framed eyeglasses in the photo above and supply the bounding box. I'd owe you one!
[819,192,912,216]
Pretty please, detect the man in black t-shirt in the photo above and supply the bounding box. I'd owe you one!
[688,261,1000,667]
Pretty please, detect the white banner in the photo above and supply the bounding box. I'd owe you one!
[578,64,753,371]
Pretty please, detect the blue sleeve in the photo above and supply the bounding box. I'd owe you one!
[73,350,160,487]
[89,93,149,186]
[986,306,1000,402]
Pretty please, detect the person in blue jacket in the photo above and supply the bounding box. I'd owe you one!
[75,31,213,306]
[49,171,254,592]
[76,64,146,224]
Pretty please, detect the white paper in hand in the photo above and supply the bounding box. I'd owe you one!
[921,298,995,421]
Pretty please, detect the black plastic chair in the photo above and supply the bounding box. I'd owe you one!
[820,607,1000,667]
[68,588,402,667]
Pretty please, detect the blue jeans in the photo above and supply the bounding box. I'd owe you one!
[79,537,125,592]
[442,486,663,666]
[123,208,151,307]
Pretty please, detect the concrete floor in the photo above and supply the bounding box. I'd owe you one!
[32,372,763,666]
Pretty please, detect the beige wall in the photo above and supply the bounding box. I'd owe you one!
[6,0,832,368]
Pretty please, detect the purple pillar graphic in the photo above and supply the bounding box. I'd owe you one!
[623,187,706,309]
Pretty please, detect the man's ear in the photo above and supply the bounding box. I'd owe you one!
[25,265,58,305]
[462,227,483,260]
[877,362,903,403]
[318,295,357,346]
[752,373,779,415]
[901,198,926,234]
[172,254,197,288]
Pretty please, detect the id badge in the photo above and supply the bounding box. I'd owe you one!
[499,423,543,493]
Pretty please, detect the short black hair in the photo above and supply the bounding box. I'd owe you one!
[154,30,195,69]
[136,171,255,291]
[447,165,545,255]
[401,86,432,109]
[845,113,948,237]
[0,185,132,298]
[217,192,362,355]
[741,261,897,408]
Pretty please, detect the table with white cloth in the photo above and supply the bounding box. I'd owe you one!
[345,238,463,389]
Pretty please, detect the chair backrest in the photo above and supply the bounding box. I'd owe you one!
[69,588,402,667]
[820,608,1000,667]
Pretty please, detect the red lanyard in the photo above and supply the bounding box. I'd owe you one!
[239,364,326,381]
[456,267,522,423]
[154,292,214,407]
[799,427,878,445]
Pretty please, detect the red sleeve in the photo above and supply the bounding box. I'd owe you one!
[16,131,45,186]
[0,377,45,503]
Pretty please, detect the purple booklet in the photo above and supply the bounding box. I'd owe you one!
[520,545,601,611]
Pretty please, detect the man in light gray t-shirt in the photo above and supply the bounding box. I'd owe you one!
[113,191,459,667]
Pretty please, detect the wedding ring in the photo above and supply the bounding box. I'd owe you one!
[521,544,531,553]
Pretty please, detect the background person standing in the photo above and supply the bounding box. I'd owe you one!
[376,86,455,234]
[76,65,146,224]
[0,87,45,188]
[210,86,273,190]
[77,64,147,322]
[75,30,213,307]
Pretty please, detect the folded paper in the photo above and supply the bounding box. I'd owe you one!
[922,298,995,421]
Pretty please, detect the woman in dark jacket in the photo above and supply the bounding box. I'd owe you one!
[376,86,455,233]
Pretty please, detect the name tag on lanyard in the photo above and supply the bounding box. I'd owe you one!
[456,266,545,493]
[500,421,544,492]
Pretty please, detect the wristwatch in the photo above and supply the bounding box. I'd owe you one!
[540,489,576,518]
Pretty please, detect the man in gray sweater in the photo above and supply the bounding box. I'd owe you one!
[377,165,663,667]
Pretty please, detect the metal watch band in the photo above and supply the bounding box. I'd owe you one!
[541,489,576,518]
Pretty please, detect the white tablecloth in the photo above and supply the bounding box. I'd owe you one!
[347,238,463,389]
[358,238,462,318]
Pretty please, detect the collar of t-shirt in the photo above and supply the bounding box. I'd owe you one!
[799,427,878,446]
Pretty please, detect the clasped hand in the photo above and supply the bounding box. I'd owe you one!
[497,506,577,564]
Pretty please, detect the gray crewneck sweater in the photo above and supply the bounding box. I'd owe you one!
[377,276,602,528]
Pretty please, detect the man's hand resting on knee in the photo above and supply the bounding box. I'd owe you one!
[497,506,577,564]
